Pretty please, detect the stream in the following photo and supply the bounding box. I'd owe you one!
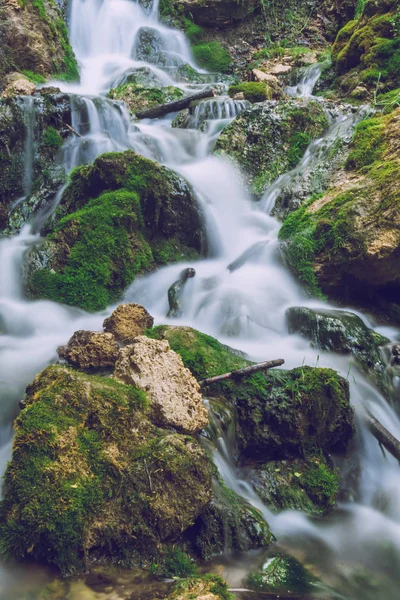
[1,0,400,598]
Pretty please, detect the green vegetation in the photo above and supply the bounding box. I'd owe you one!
[21,70,46,84]
[182,17,232,73]
[108,83,184,114]
[228,82,272,103]
[345,117,386,170]
[332,4,400,94]
[253,42,312,61]
[0,366,211,575]
[42,126,63,149]
[246,554,315,594]
[146,325,248,380]
[27,151,203,311]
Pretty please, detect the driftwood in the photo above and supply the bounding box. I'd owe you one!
[64,122,81,137]
[135,88,214,119]
[199,359,285,387]
[366,410,400,463]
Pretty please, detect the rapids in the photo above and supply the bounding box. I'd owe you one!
[0,0,400,597]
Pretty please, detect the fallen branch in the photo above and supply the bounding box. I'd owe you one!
[135,88,214,119]
[199,359,284,387]
[64,122,81,137]
[366,410,400,463]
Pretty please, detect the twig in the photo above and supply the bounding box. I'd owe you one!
[365,410,400,464]
[199,359,284,387]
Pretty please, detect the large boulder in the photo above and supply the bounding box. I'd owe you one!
[0,366,212,575]
[57,330,120,369]
[215,99,328,195]
[114,336,208,434]
[234,367,354,460]
[279,108,400,322]
[286,307,389,392]
[23,151,206,311]
[0,0,78,82]
[103,303,154,344]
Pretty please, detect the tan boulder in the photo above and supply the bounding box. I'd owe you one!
[58,330,119,369]
[2,74,35,98]
[270,63,292,75]
[252,69,279,85]
[114,336,208,434]
[168,577,227,600]
[103,303,154,344]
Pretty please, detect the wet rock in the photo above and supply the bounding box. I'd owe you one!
[215,98,328,195]
[178,0,259,28]
[279,108,400,322]
[167,267,196,318]
[114,336,208,434]
[24,151,205,311]
[235,366,354,460]
[0,90,72,233]
[0,365,212,575]
[103,303,154,344]
[108,82,184,116]
[251,456,340,515]
[118,66,167,89]
[0,0,78,82]
[58,330,119,369]
[392,344,400,366]
[286,307,388,373]
[245,554,316,595]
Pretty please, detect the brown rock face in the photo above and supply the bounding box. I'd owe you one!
[103,303,154,344]
[114,336,208,434]
[58,330,119,369]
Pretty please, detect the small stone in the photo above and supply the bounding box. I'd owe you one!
[58,330,119,369]
[252,69,280,85]
[270,63,292,75]
[103,303,154,344]
[114,336,208,434]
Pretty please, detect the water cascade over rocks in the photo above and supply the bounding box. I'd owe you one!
[1,0,400,597]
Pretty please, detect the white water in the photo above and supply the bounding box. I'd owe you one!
[1,0,400,597]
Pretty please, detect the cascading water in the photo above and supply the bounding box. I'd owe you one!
[1,0,400,597]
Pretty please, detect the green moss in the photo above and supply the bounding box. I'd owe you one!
[345,116,386,170]
[146,325,248,380]
[302,458,340,508]
[27,151,203,311]
[108,84,184,114]
[228,82,272,103]
[246,554,315,594]
[192,42,232,73]
[0,366,211,575]
[42,126,63,149]
[31,190,153,311]
[21,70,46,84]
[287,131,312,168]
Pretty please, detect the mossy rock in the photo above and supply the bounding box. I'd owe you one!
[234,366,354,460]
[1,0,78,82]
[279,108,400,323]
[331,0,400,95]
[228,82,274,103]
[0,365,212,575]
[108,83,184,115]
[214,99,329,195]
[245,554,316,595]
[251,456,340,515]
[168,574,234,600]
[24,151,206,311]
[146,326,354,460]
[286,307,390,394]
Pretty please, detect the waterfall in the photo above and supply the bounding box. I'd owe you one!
[0,0,400,596]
